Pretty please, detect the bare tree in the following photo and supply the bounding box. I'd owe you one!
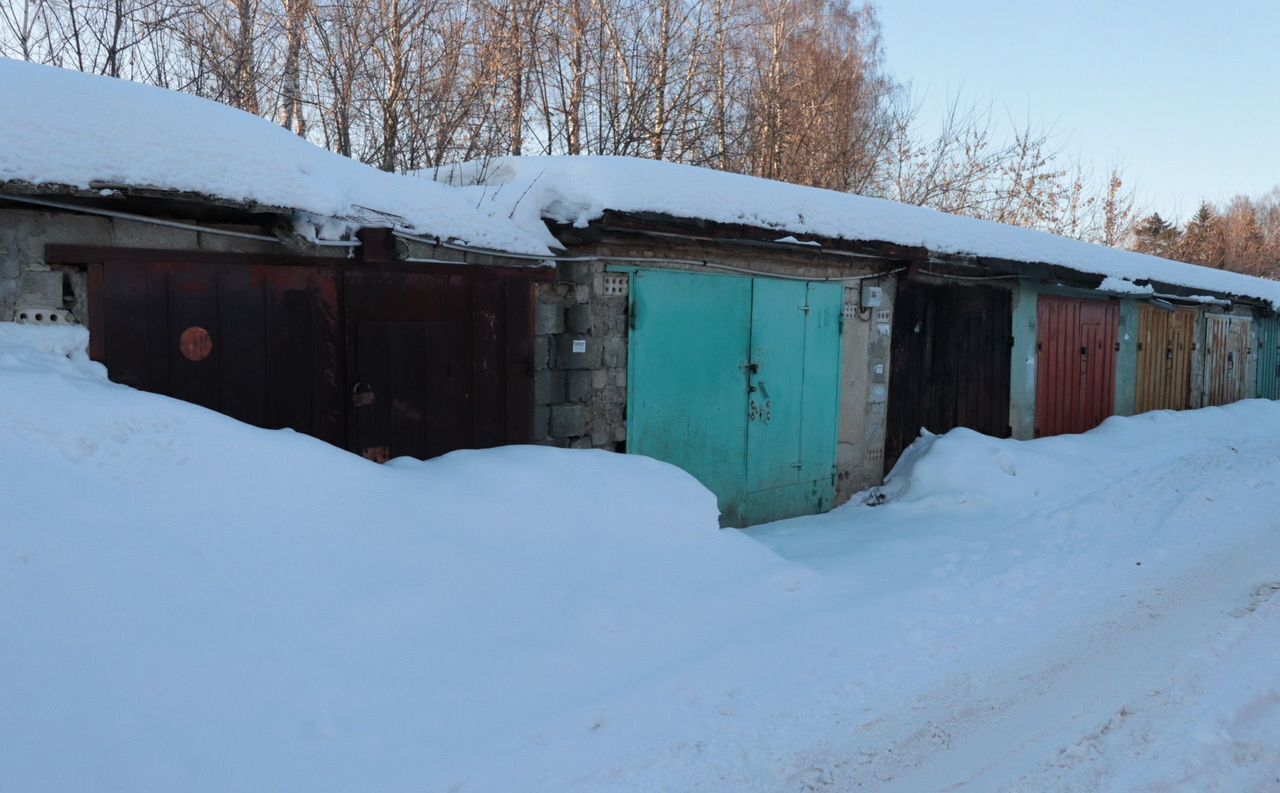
[0,0,1192,253]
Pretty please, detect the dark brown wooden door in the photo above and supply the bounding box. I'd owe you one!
[352,321,456,462]
[344,269,534,460]
[89,257,346,446]
[1035,296,1118,437]
[885,281,1012,471]
[86,250,538,461]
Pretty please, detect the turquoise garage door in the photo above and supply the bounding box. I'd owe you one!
[1257,316,1280,400]
[627,269,843,527]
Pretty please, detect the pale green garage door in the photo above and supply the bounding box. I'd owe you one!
[626,269,843,527]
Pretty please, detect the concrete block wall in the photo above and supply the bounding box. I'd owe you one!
[1009,280,1040,440]
[530,260,629,450]
[1114,300,1140,417]
[835,273,896,503]
[0,207,291,325]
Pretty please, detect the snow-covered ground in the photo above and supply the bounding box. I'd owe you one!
[2,324,1278,792]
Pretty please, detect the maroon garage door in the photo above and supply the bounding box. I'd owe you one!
[1035,295,1119,437]
[81,248,540,461]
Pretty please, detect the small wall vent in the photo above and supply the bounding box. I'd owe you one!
[603,273,629,297]
[15,307,73,324]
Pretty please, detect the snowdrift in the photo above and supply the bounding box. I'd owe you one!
[0,325,791,792]
[881,401,1280,509]
[3,323,1279,792]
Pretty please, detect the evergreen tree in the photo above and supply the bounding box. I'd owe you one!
[1131,212,1178,258]
[1179,201,1225,267]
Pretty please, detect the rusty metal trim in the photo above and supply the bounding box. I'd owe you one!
[45,244,555,280]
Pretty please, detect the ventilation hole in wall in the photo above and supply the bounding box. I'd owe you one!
[18,312,28,320]
[50,314,59,322]
[62,270,76,308]
[35,313,44,321]
[602,273,629,297]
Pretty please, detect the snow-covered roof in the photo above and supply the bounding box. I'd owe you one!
[0,59,550,256]
[439,156,1280,308]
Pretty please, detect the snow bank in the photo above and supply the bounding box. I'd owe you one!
[4,323,1280,791]
[439,155,1280,308]
[0,324,794,793]
[0,321,92,362]
[0,60,549,255]
[751,405,1280,790]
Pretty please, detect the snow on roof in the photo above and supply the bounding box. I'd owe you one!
[0,59,550,256]
[439,155,1280,308]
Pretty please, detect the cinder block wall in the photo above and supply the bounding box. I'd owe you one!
[0,207,291,325]
[835,273,896,502]
[531,260,628,450]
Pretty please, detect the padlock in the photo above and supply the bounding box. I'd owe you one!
[351,382,376,407]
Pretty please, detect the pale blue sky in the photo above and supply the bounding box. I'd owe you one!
[873,0,1280,221]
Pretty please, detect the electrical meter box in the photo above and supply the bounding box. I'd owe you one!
[861,285,884,308]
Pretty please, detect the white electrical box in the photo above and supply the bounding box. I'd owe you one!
[861,285,884,308]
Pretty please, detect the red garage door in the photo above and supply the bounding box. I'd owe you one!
[1036,296,1119,437]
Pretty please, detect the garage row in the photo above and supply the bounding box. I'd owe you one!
[70,237,1278,527]
[9,65,1278,529]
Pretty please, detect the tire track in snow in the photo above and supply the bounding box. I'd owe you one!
[806,440,1280,792]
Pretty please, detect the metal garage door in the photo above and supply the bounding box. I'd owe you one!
[1257,316,1280,400]
[1135,305,1196,413]
[1202,314,1253,406]
[85,249,538,460]
[1036,296,1119,437]
[89,256,347,445]
[627,269,843,527]
[885,281,1012,471]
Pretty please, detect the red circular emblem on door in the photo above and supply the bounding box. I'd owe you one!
[179,326,213,362]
